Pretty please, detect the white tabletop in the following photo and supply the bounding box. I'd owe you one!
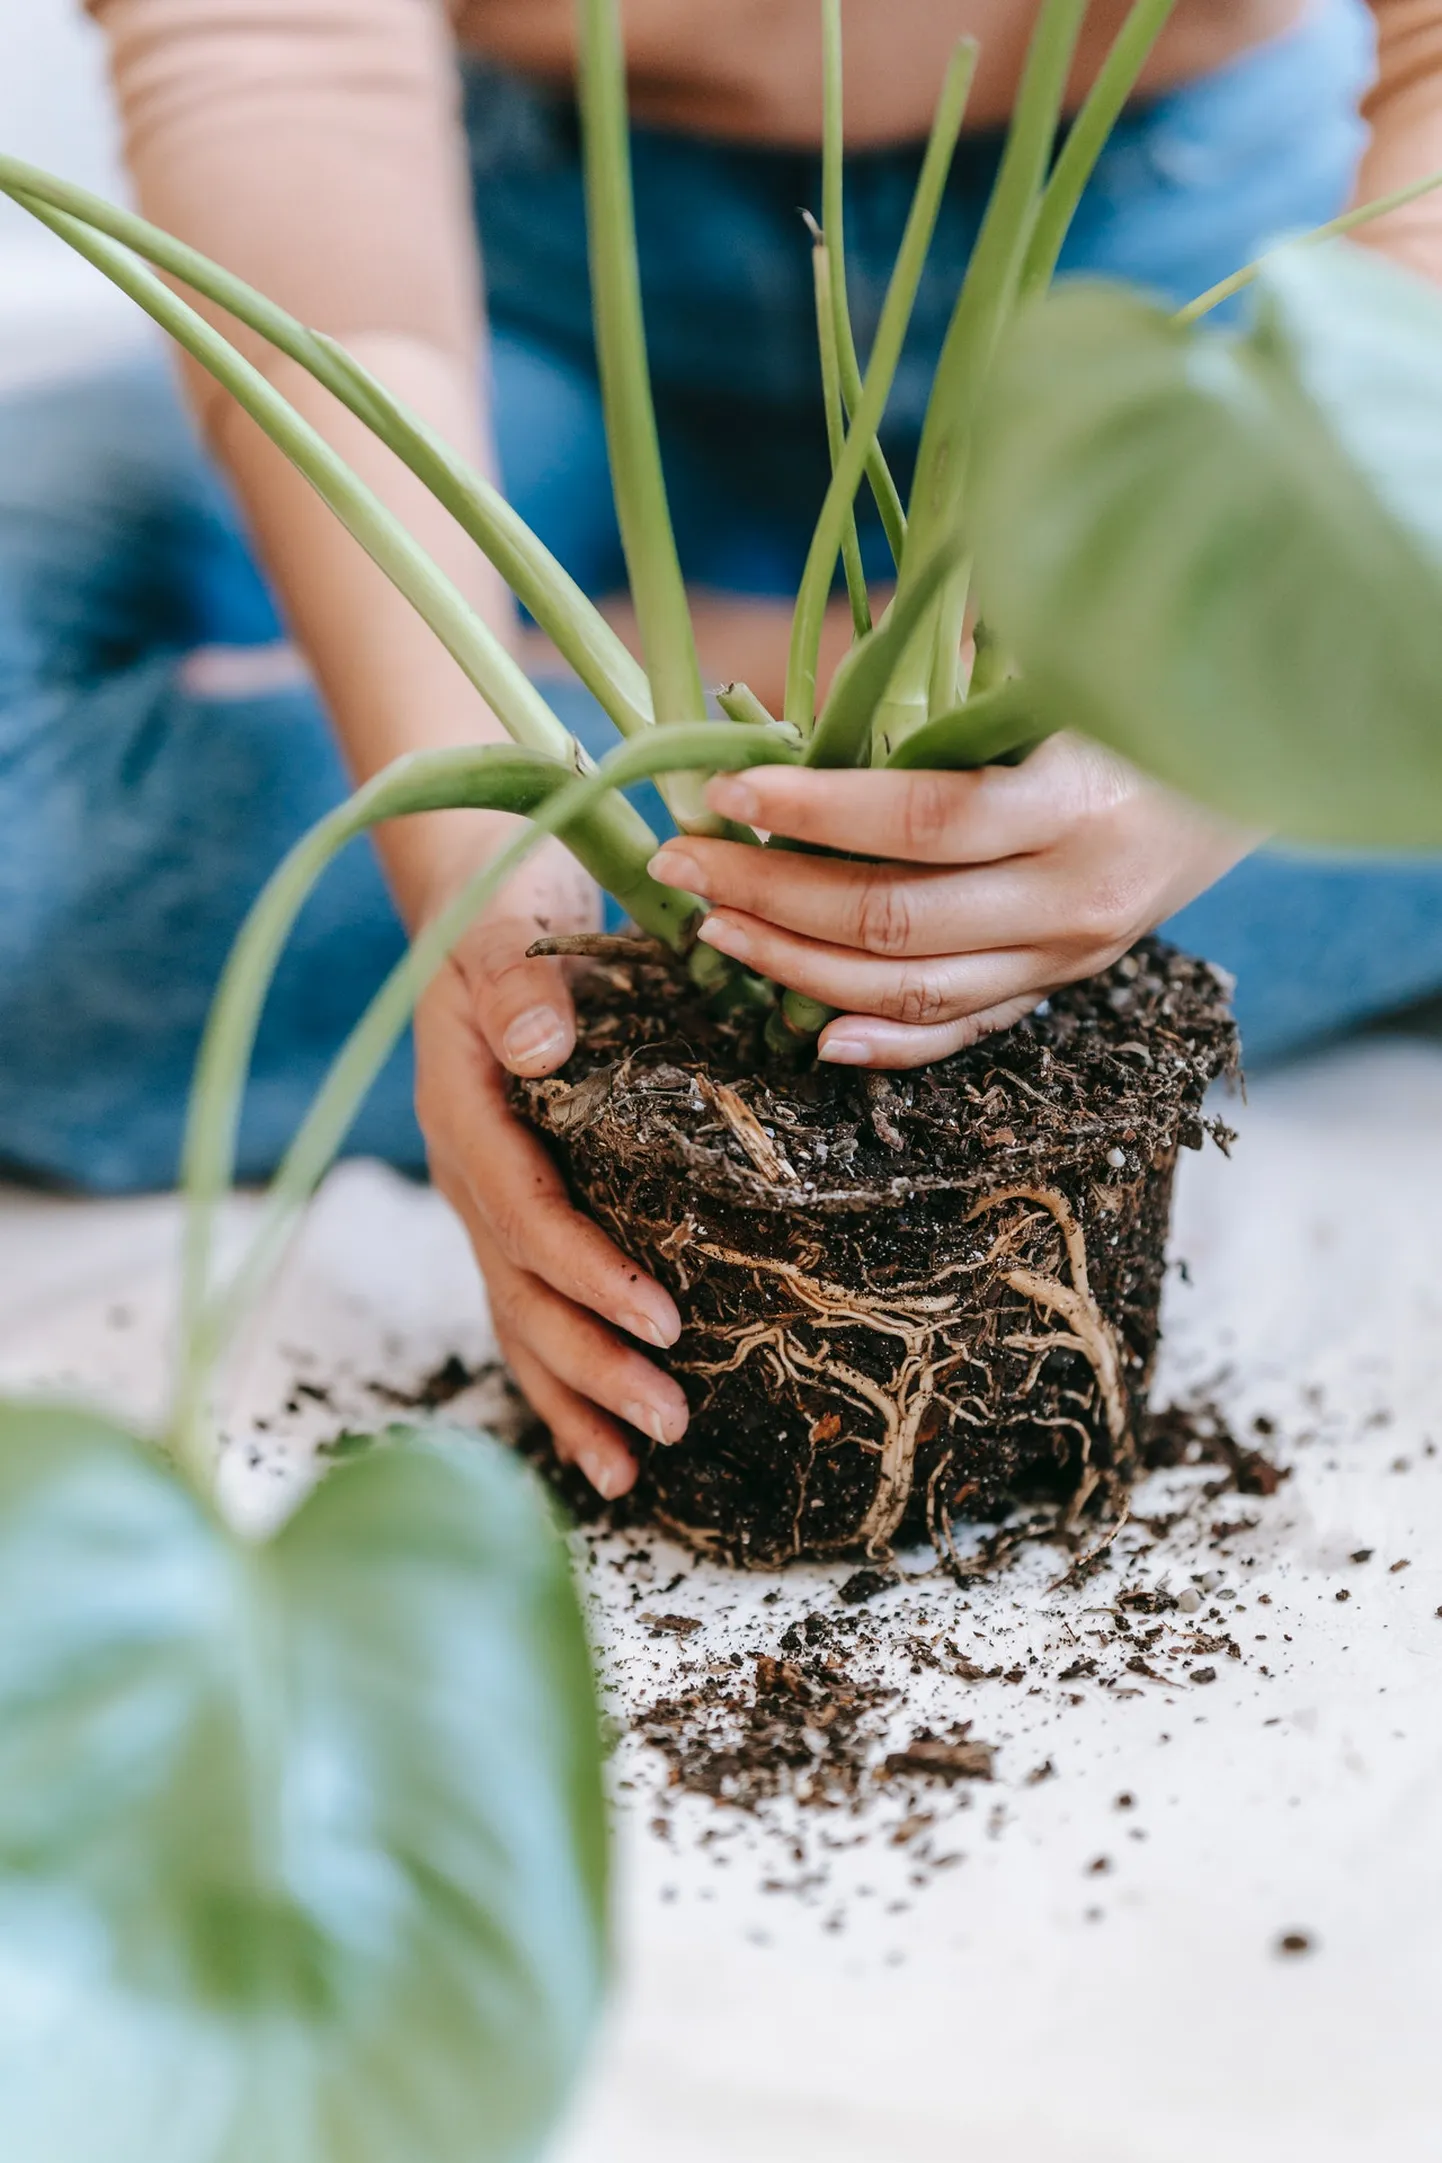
[3,1032,1439,2163]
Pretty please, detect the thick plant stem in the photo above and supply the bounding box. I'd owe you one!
[927,570,972,718]
[1020,0,1181,296]
[820,0,908,569]
[886,681,1046,771]
[768,990,837,1059]
[809,221,872,640]
[807,540,965,768]
[900,0,1087,709]
[171,722,798,1467]
[967,619,1010,700]
[785,37,978,735]
[21,198,578,768]
[1176,165,1442,325]
[717,683,790,733]
[577,0,714,833]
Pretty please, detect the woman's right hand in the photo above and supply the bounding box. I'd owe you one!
[412,842,691,1498]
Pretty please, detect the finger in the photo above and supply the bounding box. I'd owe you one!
[437,1107,682,1350]
[515,1283,690,1446]
[702,753,1078,866]
[504,1338,639,1500]
[650,840,1070,959]
[420,1009,681,1345]
[695,907,1047,1024]
[460,1202,689,1446]
[461,912,579,1077]
[818,994,1047,1069]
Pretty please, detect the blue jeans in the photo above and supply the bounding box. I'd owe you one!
[2,0,1434,1195]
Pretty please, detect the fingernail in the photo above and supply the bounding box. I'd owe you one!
[502,1005,568,1069]
[697,914,752,961]
[647,848,702,891]
[620,1306,677,1349]
[579,1450,628,1500]
[622,1398,676,1447]
[818,1032,872,1066]
[707,775,760,822]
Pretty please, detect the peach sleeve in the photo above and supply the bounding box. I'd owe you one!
[85,0,482,428]
[1359,1,1442,279]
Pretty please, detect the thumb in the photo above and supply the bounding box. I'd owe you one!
[462,913,579,1077]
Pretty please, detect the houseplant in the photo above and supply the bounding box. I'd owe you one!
[3,0,1244,1571]
[2,0,1441,2153]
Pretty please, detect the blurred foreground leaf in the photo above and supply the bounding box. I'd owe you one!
[971,241,1442,846]
[0,1401,606,2163]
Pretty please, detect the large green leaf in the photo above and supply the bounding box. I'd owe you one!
[969,241,1442,846]
[0,1402,606,2163]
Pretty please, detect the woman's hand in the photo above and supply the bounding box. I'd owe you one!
[648,733,1254,1067]
[413,839,690,1498]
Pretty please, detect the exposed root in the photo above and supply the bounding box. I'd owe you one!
[968,1186,1131,1457]
[631,1187,1133,1564]
[673,1237,986,1557]
[517,933,1235,1572]
[1045,1502,1131,1594]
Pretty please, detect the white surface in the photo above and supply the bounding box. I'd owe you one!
[2,1035,1440,2162]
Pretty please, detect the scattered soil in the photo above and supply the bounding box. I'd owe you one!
[607,1385,1291,1881]
[518,938,1237,1568]
[261,1337,1394,1949]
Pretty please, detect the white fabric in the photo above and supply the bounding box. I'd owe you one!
[2,1034,1440,2162]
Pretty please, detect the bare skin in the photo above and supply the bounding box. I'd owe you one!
[465,0,1307,142]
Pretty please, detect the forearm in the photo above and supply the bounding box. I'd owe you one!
[1358,1,1442,281]
[216,332,523,929]
[88,0,529,928]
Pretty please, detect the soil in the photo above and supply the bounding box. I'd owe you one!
[583,1390,1290,1841]
[516,937,1237,1568]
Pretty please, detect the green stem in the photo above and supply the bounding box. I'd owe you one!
[885,681,1046,771]
[785,36,978,735]
[717,683,793,734]
[927,570,972,719]
[768,991,836,1057]
[171,721,798,1468]
[807,539,965,768]
[0,158,653,743]
[1176,164,1442,326]
[21,197,576,768]
[577,0,714,833]
[820,0,908,570]
[171,745,694,1484]
[902,0,1088,671]
[1020,0,1181,296]
[809,222,872,640]
[966,619,1009,700]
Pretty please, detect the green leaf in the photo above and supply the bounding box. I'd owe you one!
[0,1402,606,2163]
[970,242,1442,847]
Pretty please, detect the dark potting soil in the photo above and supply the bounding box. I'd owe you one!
[603,1390,1294,1859]
[517,937,1237,1568]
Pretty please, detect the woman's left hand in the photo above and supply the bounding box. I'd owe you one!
[647,733,1254,1068]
